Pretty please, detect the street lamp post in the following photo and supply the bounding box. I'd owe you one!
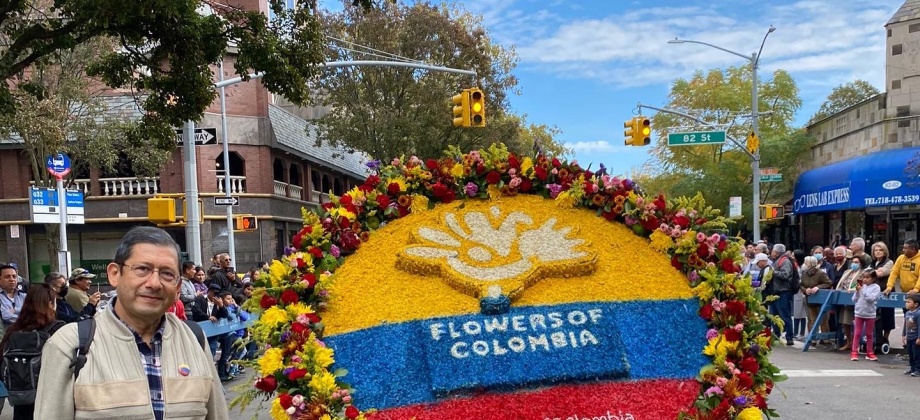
[668,26,775,243]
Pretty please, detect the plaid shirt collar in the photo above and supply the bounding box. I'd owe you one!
[111,298,167,420]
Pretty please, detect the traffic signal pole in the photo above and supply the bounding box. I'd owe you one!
[182,60,478,265]
[218,60,236,268]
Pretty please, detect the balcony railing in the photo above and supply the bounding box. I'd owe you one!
[100,177,160,196]
[217,176,246,194]
[310,190,331,204]
[273,180,305,200]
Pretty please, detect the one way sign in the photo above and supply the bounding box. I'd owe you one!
[214,196,240,206]
[175,128,218,145]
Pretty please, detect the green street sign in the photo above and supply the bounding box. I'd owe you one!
[760,174,783,182]
[667,130,726,146]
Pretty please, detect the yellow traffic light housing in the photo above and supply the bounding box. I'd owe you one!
[759,204,784,221]
[747,131,760,154]
[452,90,470,127]
[147,198,176,223]
[234,215,258,232]
[469,88,486,127]
[624,116,651,146]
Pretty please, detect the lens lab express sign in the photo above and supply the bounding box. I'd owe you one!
[793,180,920,214]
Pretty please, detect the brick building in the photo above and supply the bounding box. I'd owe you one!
[796,0,920,250]
[0,52,368,282]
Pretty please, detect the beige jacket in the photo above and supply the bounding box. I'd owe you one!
[34,305,229,419]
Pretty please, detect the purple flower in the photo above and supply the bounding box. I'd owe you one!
[704,386,723,397]
[706,328,719,340]
[330,244,341,258]
[733,396,748,406]
[597,162,607,176]
[623,179,635,190]
[688,271,700,283]
[751,279,761,288]
[465,182,479,197]
[283,367,294,375]
[280,331,292,343]
[365,160,381,171]
[547,183,563,198]
[284,246,296,256]
[749,343,762,355]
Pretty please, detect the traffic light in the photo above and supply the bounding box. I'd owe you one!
[234,215,258,232]
[469,87,486,127]
[452,90,470,127]
[147,198,176,223]
[759,204,784,221]
[624,116,651,146]
[747,131,760,154]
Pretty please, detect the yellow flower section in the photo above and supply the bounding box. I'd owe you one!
[323,194,693,336]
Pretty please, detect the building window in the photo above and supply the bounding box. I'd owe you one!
[893,44,903,55]
[888,28,893,37]
[893,79,902,89]
[835,116,847,133]
[879,96,887,110]
[899,120,911,128]
[856,108,861,119]
[911,23,920,33]
[897,105,910,117]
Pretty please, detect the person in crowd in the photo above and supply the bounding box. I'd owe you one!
[34,226,228,419]
[903,294,920,376]
[832,246,849,287]
[800,256,832,344]
[207,253,234,293]
[812,245,837,286]
[65,268,99,314]
[851,270,881,361]
[850,237,867,259]
[191,284,233,381]
[793,249,808,339]
[869,242,895,345]
[206,253,221,278]
[193,266,208,295]
[835,254,871,351]
[831,234,843,248]
[178,261,198,319]
[0,264,27,328]
[7,263,28,294]
[0,285,64,420]
[166,290,187,321]
[750,253,771,292]
[44,273,98,323]
[883,239,920,297]
[768,244,797,346]
[242,267,261,285]
[743,243,771,276]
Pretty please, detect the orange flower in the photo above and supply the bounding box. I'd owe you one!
[397,195,411,207]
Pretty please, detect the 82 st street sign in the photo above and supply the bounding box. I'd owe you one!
[667,130,726,146]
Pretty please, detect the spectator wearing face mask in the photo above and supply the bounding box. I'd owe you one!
[835,254,872,351]
[832,246,850,287]
[800,256,832,344]
[811,245,837,286]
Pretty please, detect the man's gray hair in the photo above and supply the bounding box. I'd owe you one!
[113,226,181,268]
[772,244,786,254]
[850,237,865,252]
[755,243,769,253]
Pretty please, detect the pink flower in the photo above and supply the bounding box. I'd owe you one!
[551,168,559,175]
[508,168,517,176]
[509,177,522,189]
[734,323,744,332]
[706,328,719,339]
[710,233,721,243]
[696,232,707,243]
[343,395,352,403]
[716,377,728,387]
[704,386,724,397]
[391,157,401,166]
[292,395,304,406]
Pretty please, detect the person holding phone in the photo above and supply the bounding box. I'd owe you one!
[65,268,102,314]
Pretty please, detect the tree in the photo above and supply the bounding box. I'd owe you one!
[641,66,808,233]
[809,80,880,124]
[0,0,373,149]
[311,0,565,161]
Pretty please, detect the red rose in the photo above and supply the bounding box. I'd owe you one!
[338,216,350,229]
[754,394,768,409]
[671,255,684,271]
[364,175,380,187]
[345,405,360,419]
[305,313,321,324]
[476,163,486,174]
[654,194,666,209]
[291,322,308,335]
[279,393,293,409]
[508,155,520,170]
[287,368,308,381]
[296,258,306,269]
[291,233,303,249]
[720,258,737,273]
[254,376,277,392]
[387,182,402,195]
[485,171,501,185]
[672,215,690,229]
[280,289,299,305]
[377,194,390,208]
[696,242,710,258]
[426,159,439,170]
[740,357,760,375]
[519,178,533,192]
[551,157,561,168]
[432,182,449,198]
[302,273,317,288]
[640,215,659,232]
[309,247,323,259]
[722,327,741,342]
[397,205,409,217]
[340,194,353,207]
[259,294,277,309]
[699,303,714,320]
[765,379,774,395]
[724,300,747,318]
[534,166,548,181]
[736,372,754,389]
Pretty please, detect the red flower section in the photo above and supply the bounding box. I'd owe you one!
[287,368,308,381]
[699,303,714,321]
[259,294,277,309]
[387,182,402,195]
[345,406,360,419]
[722,327,741,342]
[302,273,317,288]
[485,171,501,185]
[254,376,277,392]
[370,379,697,420]
[740,357,759,375]
[534,166,548,181]
[280,289,299,305]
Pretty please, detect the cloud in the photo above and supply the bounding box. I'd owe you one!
[488,0,902,90]
[567,140,620,153]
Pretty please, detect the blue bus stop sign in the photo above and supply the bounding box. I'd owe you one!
[46,153,71,178]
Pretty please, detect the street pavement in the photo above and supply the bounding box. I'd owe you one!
[1,315,912,420]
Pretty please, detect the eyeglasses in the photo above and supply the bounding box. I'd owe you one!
[122,264,179,285]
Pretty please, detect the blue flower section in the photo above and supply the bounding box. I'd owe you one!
[325,298,705,410]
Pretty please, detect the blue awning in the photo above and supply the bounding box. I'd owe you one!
[792,146,920,214]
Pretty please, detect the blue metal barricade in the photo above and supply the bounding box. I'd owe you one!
[196,318,256,338]
[802,290,906,352]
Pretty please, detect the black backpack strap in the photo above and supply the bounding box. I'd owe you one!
[70,318,95,380]
[183,319,206,349]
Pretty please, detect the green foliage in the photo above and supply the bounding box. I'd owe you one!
[311,0,566,161]
[669,192,732,233]
[809,80,880,124]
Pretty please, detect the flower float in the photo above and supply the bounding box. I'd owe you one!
[237,143,783,420]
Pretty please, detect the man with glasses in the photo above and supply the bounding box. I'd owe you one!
[34,226,228,419]
[44,272,99,323]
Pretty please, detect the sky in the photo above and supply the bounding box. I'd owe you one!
[457,0,905,176]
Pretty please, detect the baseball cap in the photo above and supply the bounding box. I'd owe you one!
[70,268,96,280]
[753,253,770,263]
[208,283,222,292]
